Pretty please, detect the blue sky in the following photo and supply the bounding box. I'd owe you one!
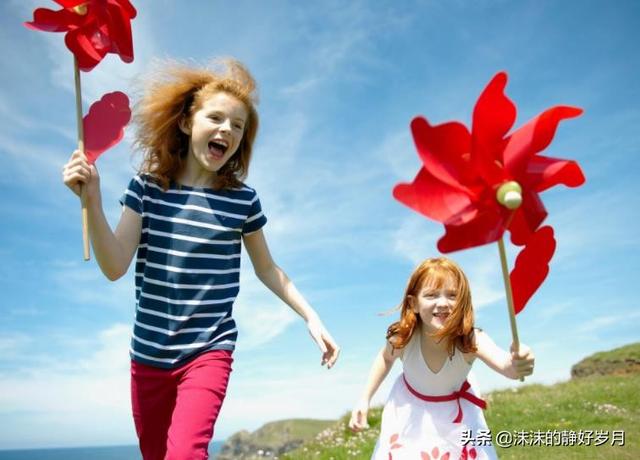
[1,0,639,450]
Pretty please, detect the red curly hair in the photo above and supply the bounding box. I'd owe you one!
[386,257,477,356]
[134,58,259,190]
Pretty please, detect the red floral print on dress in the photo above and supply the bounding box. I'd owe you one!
[420,445,452,460]
[459,445,478,459]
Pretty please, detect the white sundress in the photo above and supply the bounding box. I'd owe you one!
[372,332,498,460]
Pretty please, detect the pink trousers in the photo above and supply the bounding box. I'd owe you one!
[130,350,233,460]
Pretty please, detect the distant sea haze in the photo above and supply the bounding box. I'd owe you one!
[0,442,223,460]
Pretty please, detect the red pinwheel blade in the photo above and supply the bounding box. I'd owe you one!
[437,205,506,253]
[527,155,586,193]
[24,7,80,32]
[393,167,475,224]
[508,190,548,246]
[410,116,474,190]
[510,226,556,314]
[55,1,89,7]
[471,71,515,186]
[503,106,583,179]
[83,91,131,164]
[105,0,136,63]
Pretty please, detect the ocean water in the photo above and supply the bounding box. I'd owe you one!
[0,442,223,460]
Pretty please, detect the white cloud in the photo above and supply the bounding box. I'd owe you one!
[0,323,134,449]
[48,259,134,313]
[234,265,298,351]
[375,130,420,182]
[219,353,401,437]
[0,130,67,186]
[0,333,32,355]
[276,2,411,97]
[576,311,640,334]
[280,77,322,96]
[534,300,574,323]
[545,186,639,266]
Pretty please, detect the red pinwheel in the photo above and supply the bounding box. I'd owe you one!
[393,72,584,254]
[25,1,137,261]
[25,0,136,72]
[393,72,585,374]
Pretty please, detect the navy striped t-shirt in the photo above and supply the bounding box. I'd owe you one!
[119,174,267,368]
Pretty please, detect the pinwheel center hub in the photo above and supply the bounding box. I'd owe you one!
[73,4,88,15]
[496,181,523,210]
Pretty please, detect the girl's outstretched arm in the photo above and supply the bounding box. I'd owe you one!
[62,150,141,280]
[242,228,340,368]
[473,330,535,380]
[348,341,401,432]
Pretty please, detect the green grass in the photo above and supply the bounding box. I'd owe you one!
[485,373,638,459]
[283,373,639,459]
[588,343,640,362]
[248,419,335,448]
[281,408,384,459]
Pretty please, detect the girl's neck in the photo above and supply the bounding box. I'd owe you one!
[418,323,448,352]
[177,160,217,188]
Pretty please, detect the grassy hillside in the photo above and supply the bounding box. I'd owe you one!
[245,419,335,447]
[571,342,640,378]
[283,343,639,459]
[217,418,335,459]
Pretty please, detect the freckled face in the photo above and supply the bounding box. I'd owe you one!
[412,278,458,333]
[181,92,248,173]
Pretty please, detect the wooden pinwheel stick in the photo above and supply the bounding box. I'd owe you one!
[496,181,524,382]
[74,57,90,261]
[497,237,523,382]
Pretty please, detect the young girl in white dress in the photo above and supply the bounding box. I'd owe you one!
[349,257,535,460]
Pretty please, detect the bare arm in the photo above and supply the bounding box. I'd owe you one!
[349,341,401,431]
[88,201,141,280]
[242,229,340,368]
[63,150,141,280]
[473,330,535,380]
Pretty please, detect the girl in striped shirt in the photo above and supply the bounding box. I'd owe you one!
[62,59,340,460]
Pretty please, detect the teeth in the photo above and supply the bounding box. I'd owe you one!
[208,140,228,153]
[211,139,228,147]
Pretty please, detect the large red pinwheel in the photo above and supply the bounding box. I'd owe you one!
[393,72,585,375]
[25,1,136,260]
[394,72,585,253]
[25,0,136,72]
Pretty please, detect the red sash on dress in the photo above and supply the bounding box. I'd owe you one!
[402,374,487,424]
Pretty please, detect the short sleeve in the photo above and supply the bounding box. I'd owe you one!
[242,190,267,234]
[119,175,145,215]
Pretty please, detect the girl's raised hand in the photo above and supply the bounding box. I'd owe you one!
[348,400,370,432]
[306,318,340,369]
[511,343,535,378]
[62,149,101,200]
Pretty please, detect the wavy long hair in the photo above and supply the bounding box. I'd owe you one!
[386,257,477,356]
[134,58,259,190]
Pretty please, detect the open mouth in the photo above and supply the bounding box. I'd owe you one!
[208,140,228,159]
[433,312,450,320]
